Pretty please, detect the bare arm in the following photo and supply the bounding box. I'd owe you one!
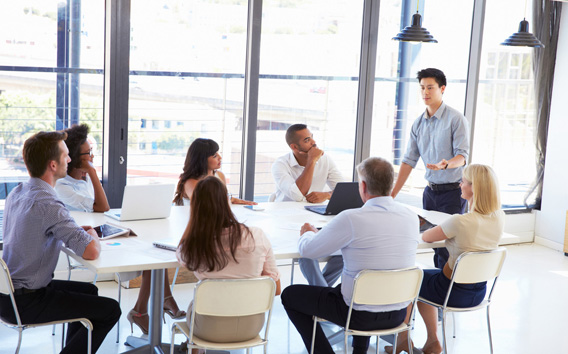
[422,225,448,243]
[216,171,257,205]
[82,228,101,260]
[183,179,199,200]
[81,160,110,212]
[426,154,466,171]
[391,162,413,199]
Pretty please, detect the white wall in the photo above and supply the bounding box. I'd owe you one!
[535,3,568,248]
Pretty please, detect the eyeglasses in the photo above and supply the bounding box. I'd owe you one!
[79,150,94,157]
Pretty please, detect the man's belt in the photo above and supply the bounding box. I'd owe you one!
[427,182,461,192]
[13,288,40,295]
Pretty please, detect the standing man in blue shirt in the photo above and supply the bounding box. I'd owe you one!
[391,68,470,269]
[0,131,120,353]
[281,157,419,354]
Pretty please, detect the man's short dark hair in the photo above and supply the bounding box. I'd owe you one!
[64,124,90,175]
[356,157,394,196]
[417,68,447,88]
[285,124,308,146]
[23,131,67,178]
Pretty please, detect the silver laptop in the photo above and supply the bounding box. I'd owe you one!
[153,238,181,252]
[104,184,175,221]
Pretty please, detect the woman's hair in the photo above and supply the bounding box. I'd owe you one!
[463,164,501,215]
[178,176,249,272]
[172,138,220,205]
[64,124,90,175]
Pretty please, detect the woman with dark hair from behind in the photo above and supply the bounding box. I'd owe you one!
[177,176,281,349]
[172,138,256,206]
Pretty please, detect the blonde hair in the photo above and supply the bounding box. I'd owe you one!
[463,164,500,215]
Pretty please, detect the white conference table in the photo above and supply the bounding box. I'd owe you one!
[65,202,519,353]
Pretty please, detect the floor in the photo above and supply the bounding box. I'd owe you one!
[2,243,568,354]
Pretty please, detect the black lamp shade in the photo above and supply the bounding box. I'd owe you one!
[393,13,438,43]
[501,20,545,48]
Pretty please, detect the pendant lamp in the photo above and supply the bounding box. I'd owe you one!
[501,0,544,48]
[393,0,437,43]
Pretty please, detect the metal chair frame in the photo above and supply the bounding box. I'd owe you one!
[170,277,276,354]
[0,259,93,354]
[310,267,424,354]
[418,247,507,354]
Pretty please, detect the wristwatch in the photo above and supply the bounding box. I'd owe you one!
[443,163,449,170]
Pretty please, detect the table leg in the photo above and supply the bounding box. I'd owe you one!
[124,269,165,353]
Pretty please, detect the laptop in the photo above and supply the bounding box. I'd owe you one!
[153,238,181,252]
[304,182,364,215]
[104,184,176,221]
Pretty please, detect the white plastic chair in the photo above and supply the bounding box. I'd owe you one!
[170,277,277,354]
[310,267,423,354]
[0,258,93,354]
[418,247,507,354]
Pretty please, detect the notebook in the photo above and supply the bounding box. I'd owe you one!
[153,238,181,252]
[104,184,175,221]
[304,182,364,215]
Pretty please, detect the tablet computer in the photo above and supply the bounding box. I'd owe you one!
[94,224,130,239]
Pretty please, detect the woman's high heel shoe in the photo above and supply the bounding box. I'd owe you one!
[163,295,186,320]
[126,309,149,335]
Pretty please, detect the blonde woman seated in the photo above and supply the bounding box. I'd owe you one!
[172,138,256,206]
[177,176,281,349]
[387,164,504,354]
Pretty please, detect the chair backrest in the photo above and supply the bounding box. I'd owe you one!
[352,267,423,306]
[452,247,507,284]
[193,277,276,317]
[0,259,14,296]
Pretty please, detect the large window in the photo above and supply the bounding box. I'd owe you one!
[127,0,248,196]
[254,0,364,201]
[472,0,537,207]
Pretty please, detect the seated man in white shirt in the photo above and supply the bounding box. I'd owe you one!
[281,157,419,354]
[271,124,344,287]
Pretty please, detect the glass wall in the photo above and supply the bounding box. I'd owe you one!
[127,0,247,197]
[254,0,364,201]
[472,0,537,207]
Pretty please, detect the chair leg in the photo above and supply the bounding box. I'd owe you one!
[486,306,493,354]
[310,318,317,354]
[171,267,180,293]
[116,272,122,343]
[407,329,413,354]
[452,312,456,338]
[393,333,398,354]
[61,323,65,349]
[441,310,448,354]
[376,336,379,354]
[16,329,22,354]
[290,258,296,285]
[344,332,348,354]
[169,329,176,354]
[87,325,92,354]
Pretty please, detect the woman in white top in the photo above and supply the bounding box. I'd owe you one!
[172,138,256,206]
[387,164,504,354]
[177,176,281,348]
